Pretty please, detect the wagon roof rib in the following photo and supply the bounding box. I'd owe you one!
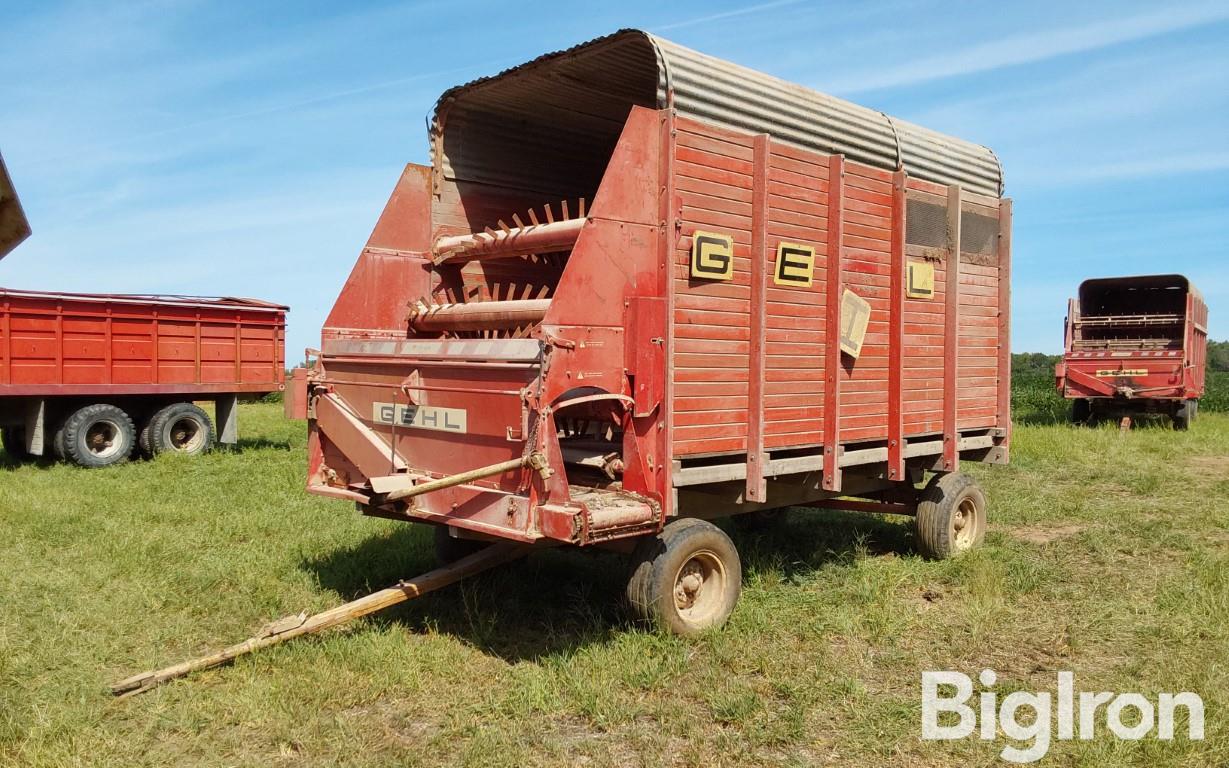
[430,29,1004,198]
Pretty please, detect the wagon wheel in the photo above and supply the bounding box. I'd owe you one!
[62,403,136,469]
[913,472,987,560]
[626,518,742,636]
[1173,400,1195,431]
[144,403,215,457]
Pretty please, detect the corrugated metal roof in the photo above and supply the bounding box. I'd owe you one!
[431,29,1004,198]
[0,151,31,260]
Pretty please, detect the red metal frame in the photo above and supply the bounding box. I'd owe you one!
[886,169,907,481]
[997,198,1012,447]
[942,185,962,471]
[745,133,770,503]
[303,101,1012,548]
[821,154,845,493]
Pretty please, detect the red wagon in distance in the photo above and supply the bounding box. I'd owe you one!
[292,30,1013,634]
[1056,275,1208,429]
[0,152,288,467]
[0,289,287,466]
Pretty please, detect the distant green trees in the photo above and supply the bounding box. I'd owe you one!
[1208,339,1229,372]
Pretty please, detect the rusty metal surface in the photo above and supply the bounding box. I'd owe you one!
[0,152,31,259]
[431,29,1003,199]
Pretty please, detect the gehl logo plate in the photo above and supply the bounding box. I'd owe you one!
[373,402,467,433]
[690,231,735,280]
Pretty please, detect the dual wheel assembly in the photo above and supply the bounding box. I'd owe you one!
[1,402,215,468]
[624,471,987,634]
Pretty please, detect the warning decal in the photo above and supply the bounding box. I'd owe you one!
[690,231,735,281]
[774,242,816,287]
[906,261,935,299]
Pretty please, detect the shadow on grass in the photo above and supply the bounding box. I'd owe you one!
[301,506,913,663]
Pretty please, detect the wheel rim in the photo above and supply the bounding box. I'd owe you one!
[85,420,123,459]
[951,496,980,550]
[168,417,204,452]
[673,549,726,627]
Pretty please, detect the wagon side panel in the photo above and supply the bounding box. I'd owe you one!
[671,119,755,456]
[763,141,828,449]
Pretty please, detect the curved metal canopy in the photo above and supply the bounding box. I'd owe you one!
[432,29,1003,198]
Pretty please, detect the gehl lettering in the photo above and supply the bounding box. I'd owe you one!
[690,231,735,281]
[372,402,468,434]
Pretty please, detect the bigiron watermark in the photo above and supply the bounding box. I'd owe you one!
[921,670,1204,763]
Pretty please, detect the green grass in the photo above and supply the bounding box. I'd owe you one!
[2,404,1227,766]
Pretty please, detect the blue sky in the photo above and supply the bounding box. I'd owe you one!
[1,0,1226,358]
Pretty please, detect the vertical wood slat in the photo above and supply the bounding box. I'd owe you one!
[942,185,963,470]
[660,102,678,517]
[152,314,160,385]
[55,304,64,386]
[194,315,202,385]
[104,305,113,386]
[887,169,907,481]
[233,313,242,384]
[821,154,845,493]
[745,134,770,503]
[996,198,1013,458]
[1,299,10,385]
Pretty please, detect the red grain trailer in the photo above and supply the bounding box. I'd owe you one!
[0,289,287,466]
[1056,275,1208,429]
[292,31,1012,634]
[0,150,288,467]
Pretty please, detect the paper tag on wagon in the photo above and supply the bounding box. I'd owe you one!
[840,289,872,358]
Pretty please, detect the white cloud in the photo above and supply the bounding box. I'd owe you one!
[654,0,808,32]
[1013,152,1229,188]
[824,3,1229,93]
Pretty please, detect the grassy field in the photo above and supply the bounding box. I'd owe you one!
[2,402,1226,766]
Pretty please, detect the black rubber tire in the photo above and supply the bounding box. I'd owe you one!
[146,402,215,456]
[914,472,987,560]
[1173,400,1196,431]
[1,427,31,460]
[62,404,136,468]
[1071,398,1091,425]
[626,518,742,636]
[137,413,154,457]
[433,525,489,565]
[50,418,68,461]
